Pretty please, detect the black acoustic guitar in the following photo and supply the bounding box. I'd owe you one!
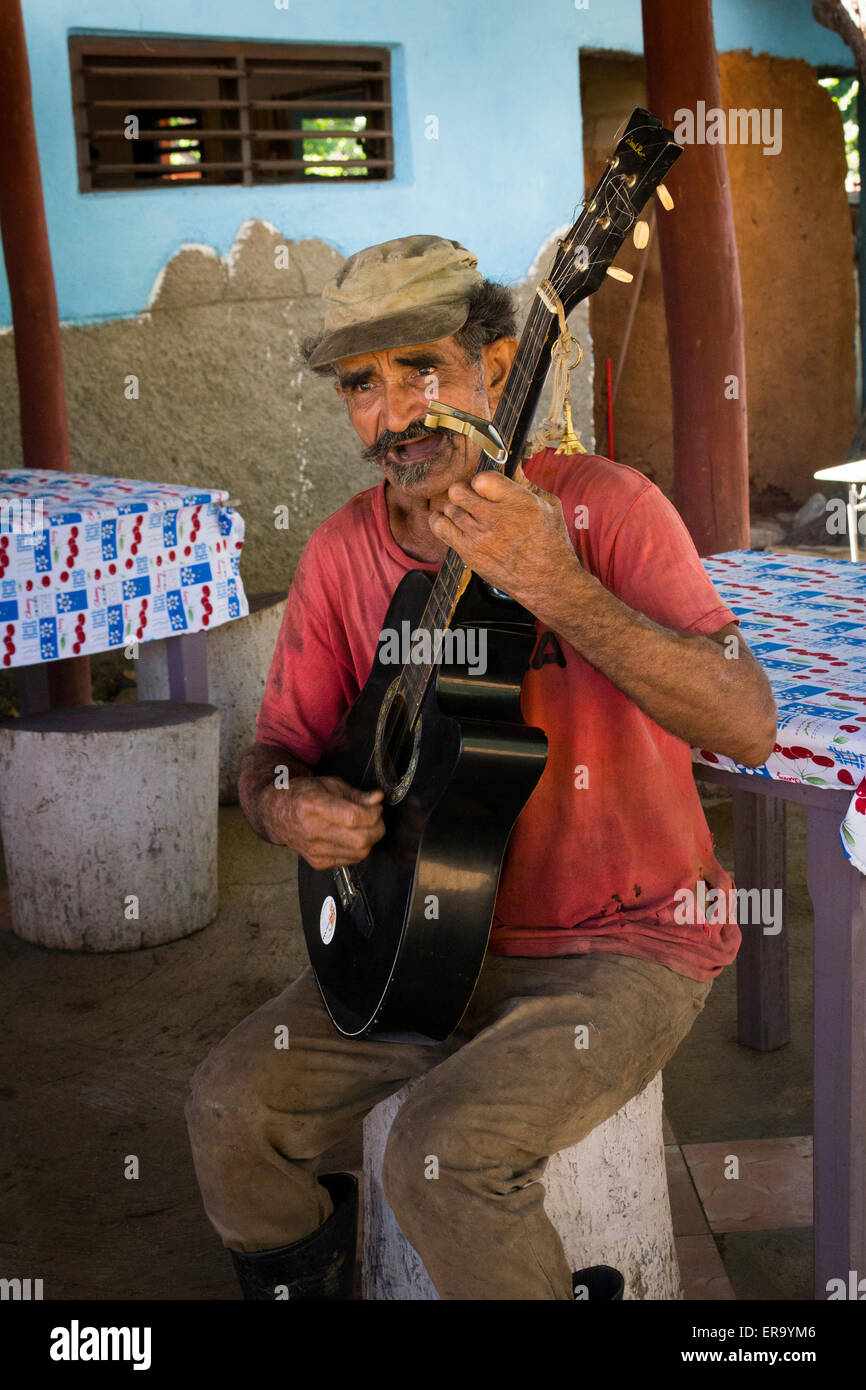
[298,109,682,1042]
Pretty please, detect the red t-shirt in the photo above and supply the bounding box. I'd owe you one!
[256,449,741,982]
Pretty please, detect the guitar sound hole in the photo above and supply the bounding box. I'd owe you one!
[382,692,413,783]
[374,681,423,805]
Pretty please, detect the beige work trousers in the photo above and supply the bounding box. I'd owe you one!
[185,950,712,1300]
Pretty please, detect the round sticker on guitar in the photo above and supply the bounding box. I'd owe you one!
[320,895,337,945]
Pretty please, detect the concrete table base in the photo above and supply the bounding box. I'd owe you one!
[0,701,219,951]
[362,1071,677,1300]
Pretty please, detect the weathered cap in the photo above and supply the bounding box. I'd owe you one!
[308,234,483,367]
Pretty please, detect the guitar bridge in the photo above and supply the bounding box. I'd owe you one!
[333,865,374,939]
[334,866,357,910]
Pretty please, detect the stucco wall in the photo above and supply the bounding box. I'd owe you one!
[0,0,850,327]
[0,222,592,595]
[581,50,857,505]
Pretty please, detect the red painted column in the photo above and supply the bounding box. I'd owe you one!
[0,1,90,706]
[641,0,750,557]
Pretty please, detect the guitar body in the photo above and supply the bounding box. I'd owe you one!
[297,570,548,1043]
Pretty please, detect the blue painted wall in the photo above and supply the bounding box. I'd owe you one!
[2,0,849,326]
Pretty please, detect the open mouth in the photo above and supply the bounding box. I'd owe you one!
[389,432,445,466]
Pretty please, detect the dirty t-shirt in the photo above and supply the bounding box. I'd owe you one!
[256,449,741,982]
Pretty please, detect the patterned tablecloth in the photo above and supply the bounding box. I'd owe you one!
[697,550,866,874]
[0,470,248,667]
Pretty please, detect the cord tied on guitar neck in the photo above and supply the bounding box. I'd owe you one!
[528,278,586,458]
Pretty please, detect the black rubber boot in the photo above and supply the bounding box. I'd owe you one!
[572,1265,625,1300]
[229,1172,358,1301]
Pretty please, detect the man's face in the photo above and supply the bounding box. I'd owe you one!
[333,333,517,509]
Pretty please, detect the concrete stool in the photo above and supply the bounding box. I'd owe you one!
[137,591,287,803]
[362,1071,679,1300]
[0,701,219,951]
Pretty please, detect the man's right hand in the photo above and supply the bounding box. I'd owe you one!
[270,776,385,870]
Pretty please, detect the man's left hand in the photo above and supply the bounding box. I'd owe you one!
[428,466,580,612]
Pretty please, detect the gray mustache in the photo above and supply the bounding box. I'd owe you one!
[361,419,442,463]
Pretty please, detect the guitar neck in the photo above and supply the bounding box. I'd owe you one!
[400,280,576,721]
[418,285,574,633]
[400,106,682,720]
[490,293,569,478]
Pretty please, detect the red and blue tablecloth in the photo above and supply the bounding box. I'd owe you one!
[0,470,248,667]
[3,488,863,871]
[698,550,866,873]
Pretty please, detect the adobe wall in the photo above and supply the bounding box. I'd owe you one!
[581,49,856,506]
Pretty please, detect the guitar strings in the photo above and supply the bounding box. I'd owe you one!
[416,137,674,620]
[402,118,674,666]
[396,137,676,727]
[413,139,675,619]
[359,135,677,782]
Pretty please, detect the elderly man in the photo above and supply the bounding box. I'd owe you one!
[185,235,776,1302]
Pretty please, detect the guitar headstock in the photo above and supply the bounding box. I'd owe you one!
[549,108,682,313]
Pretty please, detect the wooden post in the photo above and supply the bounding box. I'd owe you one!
[641,0,750,557]
[0,0,90,707]
[0,1,69,470]
[858,83,866,414]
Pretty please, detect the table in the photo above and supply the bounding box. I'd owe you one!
[814,459,866,563]
[695,549,866,1299]
[0,470,248,709]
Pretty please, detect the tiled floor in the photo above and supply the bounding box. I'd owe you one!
[664,1112,814,1299]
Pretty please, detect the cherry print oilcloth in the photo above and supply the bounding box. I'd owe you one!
[0,470,248,667]
[696,550,866,874]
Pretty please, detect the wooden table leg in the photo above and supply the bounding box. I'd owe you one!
[807,800,866,1300]
[732,788,789,1050]
[165,630,208,703]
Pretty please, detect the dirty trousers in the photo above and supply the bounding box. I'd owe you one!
[185,950,711,1300]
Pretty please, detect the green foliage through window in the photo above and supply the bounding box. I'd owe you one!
[820,76,859,193]
[301,116,368,178]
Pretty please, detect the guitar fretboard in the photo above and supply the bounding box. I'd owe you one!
[399,289,560,723]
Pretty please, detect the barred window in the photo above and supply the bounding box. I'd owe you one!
[69,36,394,191]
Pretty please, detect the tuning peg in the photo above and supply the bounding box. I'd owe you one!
[656,183,674,211]
[606,266,633,283]
[632,219,650,250]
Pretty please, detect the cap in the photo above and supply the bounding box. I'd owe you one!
[308,234,483,368]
